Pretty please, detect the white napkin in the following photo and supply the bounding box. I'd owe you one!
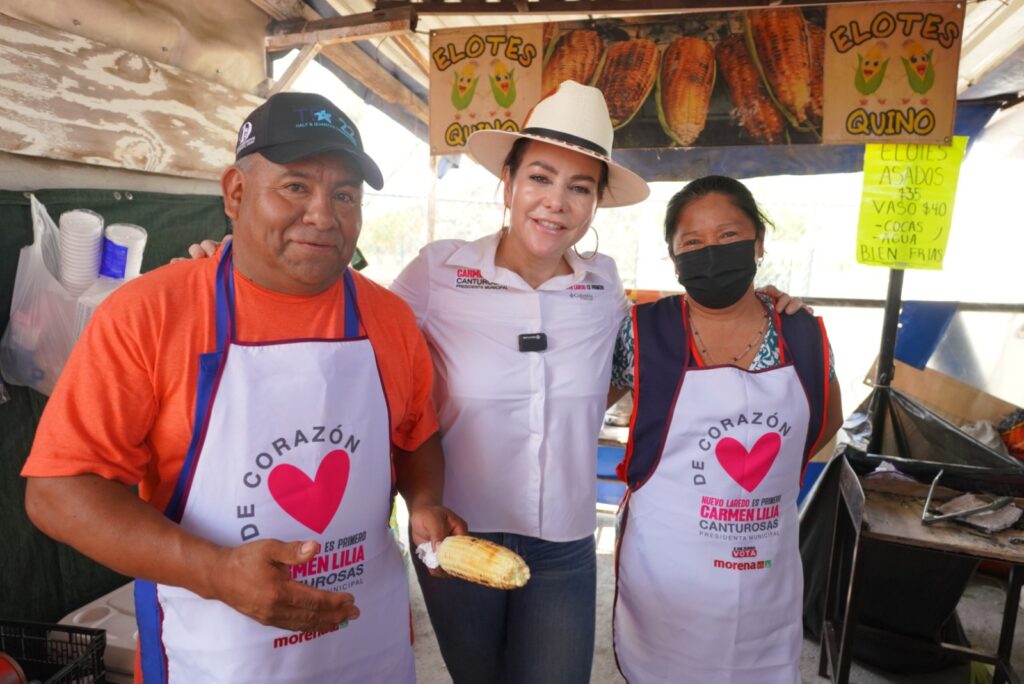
[415,542,440,569]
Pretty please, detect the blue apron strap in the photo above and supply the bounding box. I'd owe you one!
[343,269,360,338]
[214,241,236,348]
[164,245,234,522]
[142,244,237,681]
[135,579,167,683]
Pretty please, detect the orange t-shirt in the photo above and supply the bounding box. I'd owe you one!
[22,252,438,512]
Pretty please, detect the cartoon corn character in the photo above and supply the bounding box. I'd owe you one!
[901,40,935,94]
[855,42,889,95]
[451,62,479,112]
[489,60,517,109]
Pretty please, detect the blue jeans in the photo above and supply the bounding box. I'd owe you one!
[414,532,597,684]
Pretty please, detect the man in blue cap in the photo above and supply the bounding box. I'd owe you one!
[23,92,464,683]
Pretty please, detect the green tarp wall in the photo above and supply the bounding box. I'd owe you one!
[0,189,230,623]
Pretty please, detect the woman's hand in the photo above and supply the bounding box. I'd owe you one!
[171,236,230,263]
[191,235,230,259]
[757,284,813,315]
[409,503,468,578]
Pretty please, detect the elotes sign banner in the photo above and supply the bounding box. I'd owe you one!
[428,26,543,156]
[823,2,965,145]
[428,3,965,155]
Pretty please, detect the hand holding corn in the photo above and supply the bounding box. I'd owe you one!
[419,535,531,590]
[408,503,468,578]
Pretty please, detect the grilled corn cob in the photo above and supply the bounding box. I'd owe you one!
[542,29,603,95]
[806,23,825,125]
[594,38,660,129]
[657,37,715,146]
[436,535,531,590]
[747,8,814,127]
[543,23,556,52]
[542,24,558,66]
[716,34,786,144]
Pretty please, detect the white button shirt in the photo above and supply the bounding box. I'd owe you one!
[391,231,629,541]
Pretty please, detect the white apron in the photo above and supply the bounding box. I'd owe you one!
[615,361,810,684]
[135,246,413,683]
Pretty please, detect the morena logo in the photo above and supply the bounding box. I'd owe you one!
[714,558,772,571]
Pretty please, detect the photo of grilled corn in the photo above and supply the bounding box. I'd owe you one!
[529,11,827,147]
[542,23,556,55]
[656,36,715,146]
[594,38,660,130]
[806,22,825,125]
[746,8,815,129]
[435,535,531,590]
[716,34,786,144]
[542,29,603,95]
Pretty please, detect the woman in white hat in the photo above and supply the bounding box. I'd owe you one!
[396,83,805,682]
[390,80,649,683]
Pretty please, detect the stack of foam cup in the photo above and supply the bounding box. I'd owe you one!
[100,223,148,280]
[58,209,105,296]
[67,223,148,345]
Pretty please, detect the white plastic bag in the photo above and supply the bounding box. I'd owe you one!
[0,195,79,395]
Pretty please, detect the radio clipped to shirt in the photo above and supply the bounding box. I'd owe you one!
[518,333,547,353]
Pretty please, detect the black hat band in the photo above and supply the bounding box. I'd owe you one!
[521,127,609,158]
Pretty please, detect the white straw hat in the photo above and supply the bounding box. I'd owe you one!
[467,80,650,208]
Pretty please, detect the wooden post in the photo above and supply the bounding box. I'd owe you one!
[427,155,439,244]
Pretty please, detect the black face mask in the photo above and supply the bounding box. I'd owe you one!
[674,239,757,309]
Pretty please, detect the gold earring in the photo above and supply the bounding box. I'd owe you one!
[573,226,599,260]
[501,206,510,234]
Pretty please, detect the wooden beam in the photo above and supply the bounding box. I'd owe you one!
[266,6,417,51]
[392,34,430,77]
[246,0,427,123]
[269,43,322,95]
[960,0,1024,55]
[374,0,897,13]
[0,12,261,180]
[319,0,429,80]
[320,41,429,122]
[5,0,269,93]
[247,0,308,18]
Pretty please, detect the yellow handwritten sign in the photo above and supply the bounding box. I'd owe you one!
[856,136,967,269]
[823,2,965,145]
[429,26,542,155]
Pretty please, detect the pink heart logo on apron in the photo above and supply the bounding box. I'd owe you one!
[268,450,351,533]
[714,432,781,493]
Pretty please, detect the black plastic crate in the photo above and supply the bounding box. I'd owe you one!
[0,620,105,683]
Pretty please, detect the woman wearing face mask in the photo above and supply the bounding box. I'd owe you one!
[610,175,844,684]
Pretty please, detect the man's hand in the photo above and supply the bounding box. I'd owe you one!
[25,475,358,633]
[408,503,468,578]
[211,539,360,631]
[757,284,812,315]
